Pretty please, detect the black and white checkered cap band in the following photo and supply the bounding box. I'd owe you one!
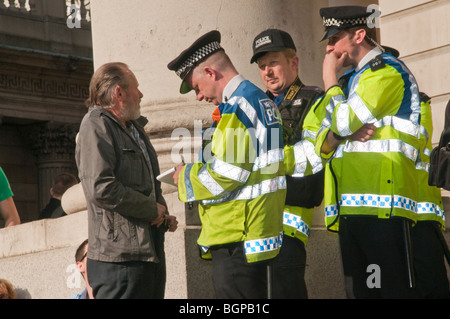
[323,16,368,28]
[175,41,222,78]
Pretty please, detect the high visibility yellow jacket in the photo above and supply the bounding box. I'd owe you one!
[177,75,286,263]
[281,88,327,245]
[415,94,445,228]
[268,79,325,246]
[315,49,426,231]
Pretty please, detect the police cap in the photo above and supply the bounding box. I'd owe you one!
[250,29,296,64]
[167,30,223,94]
[319,5,378,41]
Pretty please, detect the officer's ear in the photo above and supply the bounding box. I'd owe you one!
[353,28,366,45]
[202,66,218,82]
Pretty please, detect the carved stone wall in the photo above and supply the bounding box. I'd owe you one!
[0,47,91,123]
[0,0,93,222]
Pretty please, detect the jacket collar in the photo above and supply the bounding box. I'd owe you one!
[222,74,245,103]
[356,46,382,72]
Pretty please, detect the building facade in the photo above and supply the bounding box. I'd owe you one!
[0,0,92,223]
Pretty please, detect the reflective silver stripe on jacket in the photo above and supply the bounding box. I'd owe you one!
[321,94,342,129]
[333,68,368,136]
[302,129,317,140]
[227,96,267,147]
[415,161,430,172]
[415,148,431,172]
[333,139,418,162]
[201,175,286,205]
[336,91,377,136]
[415,124,431,172]
[283,211,310,237]
[210,157,251,184]
[334,94,421,138]
[323,56,421,137]
[196,148,284,201]
[244,232,283,255]
[184,164,196,202]
[252,148,284,172]
[292,139,323,177]
[374,115,420,138]
[419,125,429,144]
[383,55,421,125]
[198,164,226,197]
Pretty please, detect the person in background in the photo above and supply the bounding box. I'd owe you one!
[70,239,94,299]
[38,173,78,219]
[0,167,20,228]
[0,279,17,299]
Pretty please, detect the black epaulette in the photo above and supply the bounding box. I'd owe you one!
[370,55,386,71]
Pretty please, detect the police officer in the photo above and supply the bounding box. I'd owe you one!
[167,30,286,299]
[250,29,325,299]
[316,5,446,298]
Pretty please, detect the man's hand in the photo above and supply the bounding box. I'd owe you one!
[164,215,178,232]
[323,51,348,91]
[349,123,377,142]
[172,163,185,186]
[151,202,167,227]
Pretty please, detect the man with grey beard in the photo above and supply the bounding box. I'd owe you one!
[75,62,178,299]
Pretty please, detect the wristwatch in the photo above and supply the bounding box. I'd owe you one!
[333,132,345,141]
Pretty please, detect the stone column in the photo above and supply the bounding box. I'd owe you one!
[20,122,78,210]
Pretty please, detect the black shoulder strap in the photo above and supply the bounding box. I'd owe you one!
[281,77,303,106]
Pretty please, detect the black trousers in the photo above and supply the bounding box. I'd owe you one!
[271,235,308,299]
[87,258,166,299]
[339,216,419,298]
[411,221,450,299]
[210,244,269,299]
